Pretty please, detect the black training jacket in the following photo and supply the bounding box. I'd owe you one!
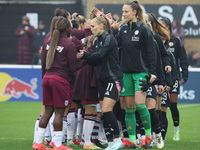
[165,35,188,81]
[114,19,156,75]
[153,33,171,68]
[153,39,165,85]
[83,31,123,82]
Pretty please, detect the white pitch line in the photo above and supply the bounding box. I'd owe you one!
[179,140,200,143]
[0,138,26,140]
[178,104,200,108]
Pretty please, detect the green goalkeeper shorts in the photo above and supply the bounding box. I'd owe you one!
[120,72,148,96]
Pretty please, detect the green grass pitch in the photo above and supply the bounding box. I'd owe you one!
[0,102,200,150]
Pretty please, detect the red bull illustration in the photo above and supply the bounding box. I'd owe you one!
[0,71,41,102]
[3,78,39,99]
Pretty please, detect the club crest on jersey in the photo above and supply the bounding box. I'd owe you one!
[169,42,174,46]
[124,30,127,33]
[65,100,68,106]
[135,30,139,35]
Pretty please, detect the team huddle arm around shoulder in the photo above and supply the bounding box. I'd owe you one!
[83,36,113,62]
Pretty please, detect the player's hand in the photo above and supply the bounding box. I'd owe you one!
[164,85,171,92]
[77,50,84,59]
[105,13,113,24]
[93,8,104,17]
[139,75,151,92]
[182,78,186,85]
[24,26,29,31]
[68,36,72,41]
[165,65,172,73]
[150,74,157,83]
[158,85,164,95]
[112,21,120,29]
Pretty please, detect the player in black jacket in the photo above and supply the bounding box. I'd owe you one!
[141,19,165,149]
[77,16,123,150]
[113,1,157,149]
[159,17,188,141]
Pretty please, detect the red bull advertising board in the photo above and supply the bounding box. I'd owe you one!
[0,65,42,102]
[0,65,200,103]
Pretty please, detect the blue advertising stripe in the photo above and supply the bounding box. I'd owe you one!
[0,65,199,103]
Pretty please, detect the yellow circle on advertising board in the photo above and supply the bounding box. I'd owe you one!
[0,72,12,102]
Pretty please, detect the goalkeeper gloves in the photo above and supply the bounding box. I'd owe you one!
[139,75,151,92]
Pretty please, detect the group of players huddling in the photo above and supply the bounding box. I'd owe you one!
[32,0,188,150]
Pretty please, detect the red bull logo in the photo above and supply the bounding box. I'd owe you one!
[0,72,39,102]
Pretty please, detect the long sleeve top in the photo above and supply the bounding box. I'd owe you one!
[82,31,123,83]
[41,33,85,85]
[165,35,188,81]
[114,19,156,75]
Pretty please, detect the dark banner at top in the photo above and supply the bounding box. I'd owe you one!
[96,4,200,38]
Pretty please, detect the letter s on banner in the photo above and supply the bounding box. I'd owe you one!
[158,5,173,22]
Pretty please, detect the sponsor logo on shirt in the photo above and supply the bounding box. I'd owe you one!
[131,36,139,41]
[168,47,175,53]
[46,44,64,52]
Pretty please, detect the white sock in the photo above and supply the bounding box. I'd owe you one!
[45,122,51,141]
[137,133,141,140]
[67,112,76,141]
[62,116,68,143]
[156,132,162,137]
[76,108,84,140]
[73,112,78,140]
[174,126,179,132]
[33,120,39,143]
[50,113,55,140]
[141,135,145,139]
[36,127,46,144]
[83,115,95,146]
[114,137,121,142]
[54,131,63,147]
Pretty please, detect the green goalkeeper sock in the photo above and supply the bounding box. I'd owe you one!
[136,103,151,135]
[125,107,136,142]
